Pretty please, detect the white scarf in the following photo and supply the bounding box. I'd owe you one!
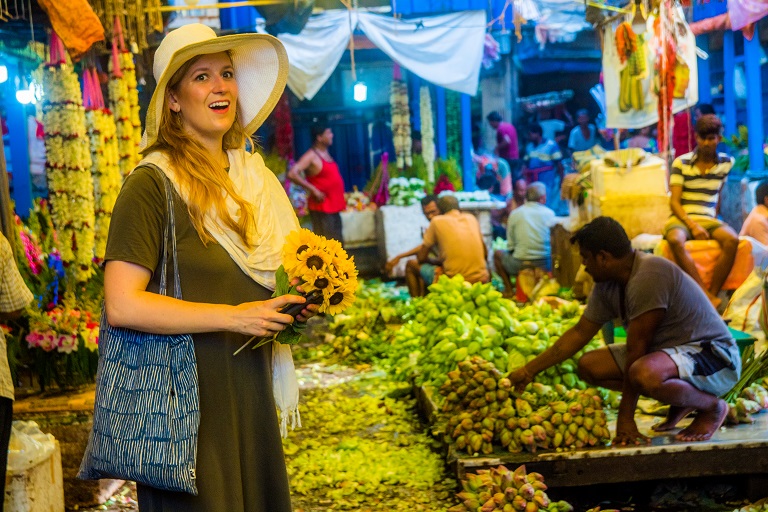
[141,149,299,290]
[140,149,301,437]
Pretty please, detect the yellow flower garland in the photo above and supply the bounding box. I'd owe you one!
[109,52,141,176]
[86,108,121,259]
[42,63,96,282]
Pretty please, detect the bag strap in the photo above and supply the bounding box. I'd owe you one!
[142,164,183,301]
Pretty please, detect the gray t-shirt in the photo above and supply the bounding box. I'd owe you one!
[583,252,733,350]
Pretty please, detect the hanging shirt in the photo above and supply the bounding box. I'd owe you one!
[307,150,346,214]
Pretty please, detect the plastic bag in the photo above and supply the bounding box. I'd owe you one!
[7,421,55,473]
[272,341,301,438]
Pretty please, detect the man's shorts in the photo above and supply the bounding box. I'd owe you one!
[608,339,741,397]
[501,252,550,275]
[663,215,725,238]
[420,263,437,285]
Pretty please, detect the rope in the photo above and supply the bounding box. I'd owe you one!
[340,0,357,82]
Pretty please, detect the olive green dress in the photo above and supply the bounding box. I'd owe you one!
[104,166,292,512]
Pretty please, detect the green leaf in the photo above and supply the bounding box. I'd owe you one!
[275,325,305,345]
[273,265,291,297]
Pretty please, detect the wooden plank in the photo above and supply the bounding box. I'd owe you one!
[451,413,768,487]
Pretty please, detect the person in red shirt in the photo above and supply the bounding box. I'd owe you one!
[288,125,346,242]
[487,111,520,180]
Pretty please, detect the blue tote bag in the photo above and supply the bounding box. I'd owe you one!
[79,167,200,494]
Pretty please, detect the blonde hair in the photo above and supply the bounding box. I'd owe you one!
[142,53,256,248]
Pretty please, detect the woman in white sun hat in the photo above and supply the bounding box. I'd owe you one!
[102,23,316,510]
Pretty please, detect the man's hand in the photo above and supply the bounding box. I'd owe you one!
[508,366,534,393]
[690,223,709,240]
[384,257,400,275]
[613,416,650,446]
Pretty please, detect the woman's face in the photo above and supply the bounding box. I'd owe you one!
[168,52,238,146]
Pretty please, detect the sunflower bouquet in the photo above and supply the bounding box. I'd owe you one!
[235,229,358,354]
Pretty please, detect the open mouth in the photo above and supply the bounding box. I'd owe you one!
[209,100,230,112]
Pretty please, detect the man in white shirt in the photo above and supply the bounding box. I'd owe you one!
[494,182,556,296]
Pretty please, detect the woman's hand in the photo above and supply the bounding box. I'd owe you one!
[231,295,306,337]
[292,278,320,323]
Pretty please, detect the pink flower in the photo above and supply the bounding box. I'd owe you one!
[25,331,44,348]
[57,334,78,354]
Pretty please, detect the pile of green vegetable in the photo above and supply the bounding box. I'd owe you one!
[284,376,457,511]
[439,357,611,455]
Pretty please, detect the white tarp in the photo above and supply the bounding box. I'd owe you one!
[729,0,768,32]
[270,9,486,100]
[531,0,591,47]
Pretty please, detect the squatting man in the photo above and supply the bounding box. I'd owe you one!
[508,217,741,444]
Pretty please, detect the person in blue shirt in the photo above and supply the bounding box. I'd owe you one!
[567,109,599,153]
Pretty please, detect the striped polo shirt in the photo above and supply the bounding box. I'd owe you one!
[669,151,734,218]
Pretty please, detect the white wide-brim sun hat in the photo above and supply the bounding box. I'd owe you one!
[142,23,288,150]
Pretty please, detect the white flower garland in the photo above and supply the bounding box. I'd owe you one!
[389,79,412,170]
[86,108,121,260]
[419,86,436,185]
[42,64,96,282]
[109,52,141,176]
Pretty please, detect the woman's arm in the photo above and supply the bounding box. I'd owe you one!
[104,260,305,337]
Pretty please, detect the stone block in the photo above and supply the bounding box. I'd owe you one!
[4,440,64,512]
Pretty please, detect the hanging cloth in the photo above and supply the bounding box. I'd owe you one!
[267,9,486,100]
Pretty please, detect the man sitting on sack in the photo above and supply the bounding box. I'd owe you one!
[494,182,555,297]
[664,114,737,308]
[509,217,740,444]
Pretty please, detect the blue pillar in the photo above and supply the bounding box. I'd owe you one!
[745,33,765,176]
[408,74,421,133]
[219,0,257,31]
[3,66,32,217]
[460,93,474,191]
[696,34,711,105]
[723,30,736,138]
[435,86,447,159]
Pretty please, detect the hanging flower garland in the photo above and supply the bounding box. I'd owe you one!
[419,85,436,185]
[446,91,462,163]
[121,51,142,162]
[84,68,122,261]
[108,17,140,177]
[42,32,96,282]
[389,65,412,170]
[274,92,294,162]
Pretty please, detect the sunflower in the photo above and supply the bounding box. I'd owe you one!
[330,254,358,282]
[322,237,346,258]
[300,266,335,293]
[320,281,356,315]
[294,246,332,276]
[282,229,321,274]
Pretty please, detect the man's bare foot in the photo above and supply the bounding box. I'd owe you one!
[652,406,695,432]
[675,400,728,442]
